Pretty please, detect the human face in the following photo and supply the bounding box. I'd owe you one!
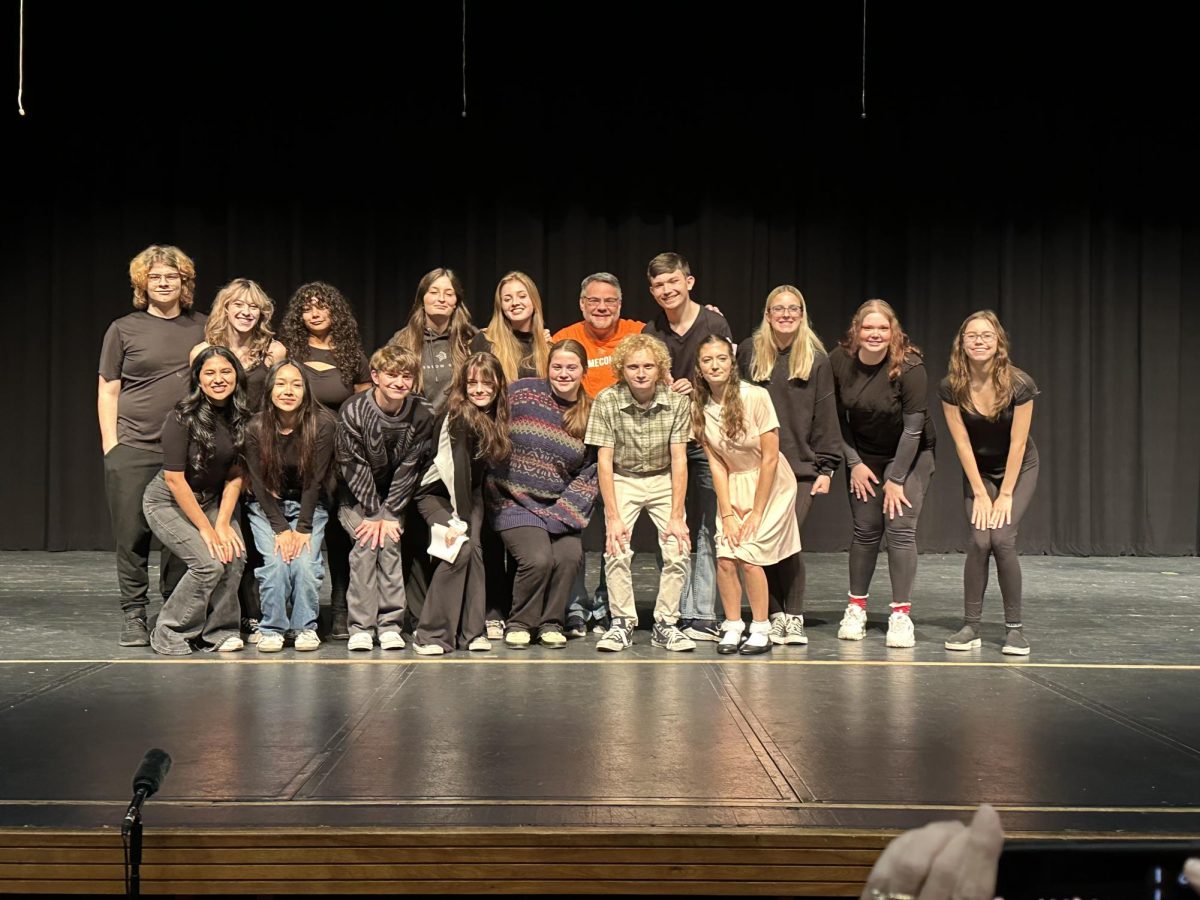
[499,279,535,331]
[271,364,305,414]
[423,275,458,323]
[302,298,331,338]
[579,281,622,333]
[227,296,262,335]
[465,368,498,409]
[623,349,659,396]
[648,268,695,313]
[372,368,415,404]
[697,341,732,389]
[146,264,182,309]
[858,312,892,356]
[548,349,584,399]
[767,293,804,338]
[961,317,998,365]
[199,354,237,405]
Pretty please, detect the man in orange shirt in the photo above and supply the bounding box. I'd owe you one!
[552,272,642,635]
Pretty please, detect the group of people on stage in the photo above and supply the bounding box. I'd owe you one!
[98,246,1039,658]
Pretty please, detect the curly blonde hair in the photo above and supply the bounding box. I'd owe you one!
[204,279,278,370]
[610,333,672,386]
[129,245,197,311]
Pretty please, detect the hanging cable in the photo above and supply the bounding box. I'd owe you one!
[860,0,867,118]
[17,0,26,115]
[461,0,467,117]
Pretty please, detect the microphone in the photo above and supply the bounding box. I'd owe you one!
[122,749,171,834]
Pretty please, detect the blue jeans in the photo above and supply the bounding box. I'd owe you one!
[678,444,717,621]
[247,500,329,635]
[567,495,608,622]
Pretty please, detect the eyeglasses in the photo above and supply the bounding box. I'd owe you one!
[963,331,996,345]
[769,305,803,317]
[228,300,260,313]
[583,297,620,308]
[147,273,181,283]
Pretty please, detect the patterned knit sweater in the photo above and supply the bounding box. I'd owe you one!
[336,389,436,521]
[486,378,598,534]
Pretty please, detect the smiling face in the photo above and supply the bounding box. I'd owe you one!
[548,349,585,399]
[270,364,305,414]
[199,353,237,405]
[648,268,695,314]
[697,339,732,389]
[858,312,892,356]
[961,316,998,365]
[372,367,415,404]
[227,296,262,335]
[580,280,622,334]
[465,366,498,410]
[301,298,331,338]
[146,264,182,310]
[423,275,458,322]
[499,278,534,330]
[766,292,804,339]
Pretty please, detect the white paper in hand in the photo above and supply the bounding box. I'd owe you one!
[428,523,468,563]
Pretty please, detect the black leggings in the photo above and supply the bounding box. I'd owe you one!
[767,485,815,616]
[847,450,935,606]
[962,464,1039,625]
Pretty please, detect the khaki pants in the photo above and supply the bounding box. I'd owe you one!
[604,472,690,626]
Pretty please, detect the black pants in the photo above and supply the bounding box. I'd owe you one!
[414,487,486,651]
[766,484,815,616]
[102,444,185,614]
[962,463,1039,625]
[325,508,351,613]
[500,526,583,632]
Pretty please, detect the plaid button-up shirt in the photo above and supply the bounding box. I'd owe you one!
[585,382,692,476]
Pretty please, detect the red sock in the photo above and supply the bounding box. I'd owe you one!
[891,602,911,616]
[849,595,868,610]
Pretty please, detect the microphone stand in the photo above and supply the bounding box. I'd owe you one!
[122,789,148,897]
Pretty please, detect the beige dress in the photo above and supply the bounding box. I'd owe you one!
[703,383,802,566]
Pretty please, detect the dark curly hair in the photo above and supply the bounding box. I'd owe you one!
[277,282,365,391]
[174,346,251,479]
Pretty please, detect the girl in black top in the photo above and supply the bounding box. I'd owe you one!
[244,361,338,652]
[829,299,936,649]
[736,286,842,646]
[939,311,1039,656]
[277,282,371,639]
[412,352,512,655]
[142,347,251,655]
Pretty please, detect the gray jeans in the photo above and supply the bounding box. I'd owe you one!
[337,504,406,636]
[142,472,243,655]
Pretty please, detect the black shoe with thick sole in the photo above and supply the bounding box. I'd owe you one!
[120,615,150,647]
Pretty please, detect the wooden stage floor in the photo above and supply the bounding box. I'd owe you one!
[0,551,1197,895]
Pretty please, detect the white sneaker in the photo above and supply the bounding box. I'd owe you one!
[379,631,405,651]
[468,635,492,651]
[215,635,244,652]
[538,630,567,648]
[294,629,321,652]
[347,632,374,651]
[768,615,788,646]
[886,611,915,648]
[257,632,284,653]
[413,642,444,656]
[505,630,531,648]
[784,615,809,646]
[837,604,867,641]
[485,620,505,640]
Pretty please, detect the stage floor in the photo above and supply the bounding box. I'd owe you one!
[1,550,1197,839]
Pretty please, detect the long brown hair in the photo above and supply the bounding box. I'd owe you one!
[548,339,593,441]
[390,268,480,372]
[251,360,330,497]
[946,309,1015,420]
[483,271,550,380]
[840,298,922,381]
[691,335,747,446]
[446,353,512,465]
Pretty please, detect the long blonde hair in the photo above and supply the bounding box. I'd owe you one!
[946,309,1015,420]
[204,279,278,370]
[748,285,825,382]
[547,340,593,441]
[483,271,550,381]
[390,268,480,373]
[691,335,747,446]
[840,298,922,381]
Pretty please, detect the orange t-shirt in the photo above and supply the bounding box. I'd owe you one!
[551,319,645,398]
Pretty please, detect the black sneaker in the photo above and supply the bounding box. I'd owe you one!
[565,615,588,639]
[944,623,982,651]
[119,614,150,647]
[330,609,350,641]
[683,619,721,642]
[590,614,611,635]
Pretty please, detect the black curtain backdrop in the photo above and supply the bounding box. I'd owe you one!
[3,2,1197,555]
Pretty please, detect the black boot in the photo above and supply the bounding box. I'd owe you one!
[120,610,150,647]
[330,594,349,641]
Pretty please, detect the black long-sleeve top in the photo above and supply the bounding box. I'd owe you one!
[736,342,842,480]
[244,412,337,534]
